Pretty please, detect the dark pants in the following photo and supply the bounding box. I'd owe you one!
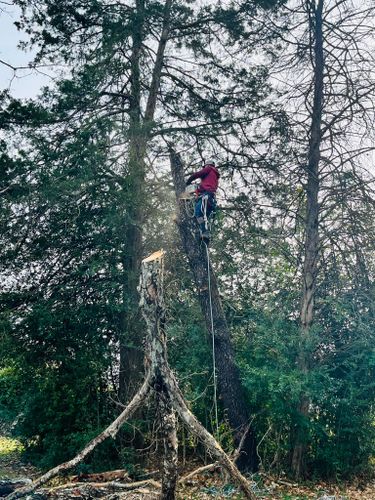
[195,192,216,234]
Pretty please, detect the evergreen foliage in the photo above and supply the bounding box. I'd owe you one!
[1,0,375,481]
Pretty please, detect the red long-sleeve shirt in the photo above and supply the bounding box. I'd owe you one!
[186,165,220,194]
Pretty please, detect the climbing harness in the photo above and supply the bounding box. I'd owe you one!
[199,192,217,242]
[205,241,219,435]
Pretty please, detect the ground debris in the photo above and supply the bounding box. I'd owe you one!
[2,441,375,500]
[176,470,375,499]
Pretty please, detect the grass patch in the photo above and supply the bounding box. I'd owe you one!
[0,437,24,458]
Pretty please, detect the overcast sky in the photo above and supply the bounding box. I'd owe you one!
[0,4,52,99]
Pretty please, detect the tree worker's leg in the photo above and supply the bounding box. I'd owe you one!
[206,194,216,220]
[195,196,206,234]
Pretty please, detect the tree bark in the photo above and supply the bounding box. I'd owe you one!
[139,251,256,499]
[157,378,178,500]
[291,0,324,479]
[119,0,147,401]
[169,148,258,472]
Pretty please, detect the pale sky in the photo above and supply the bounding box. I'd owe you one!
[0,4,52,99]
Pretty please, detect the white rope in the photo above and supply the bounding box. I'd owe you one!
[205,241,219,435]
[200,194,218,434]
[201,194,209,230]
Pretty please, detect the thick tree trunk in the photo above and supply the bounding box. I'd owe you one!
[291,0,324,479]
[157,378,178,500]
[169,149,258,472]
[119,0,146,401]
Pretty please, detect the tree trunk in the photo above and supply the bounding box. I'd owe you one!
[119,0,146,401]
[139,251,256,499]
[156,377,178,500]
[169,148,258,472]
[291,0,324,478]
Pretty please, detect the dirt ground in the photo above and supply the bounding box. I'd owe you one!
[1,436,375,499]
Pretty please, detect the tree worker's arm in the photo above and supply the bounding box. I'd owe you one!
[186,166,210,185]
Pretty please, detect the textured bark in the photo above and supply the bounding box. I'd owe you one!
[169,148,258,472]
[27,479,161,498]
[291,0,324,479]
[119,0,147,401]
[158,382,178,500]
[139,251,178,500]
[160,363,256,499]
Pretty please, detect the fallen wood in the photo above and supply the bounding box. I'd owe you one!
[0,480,32,498]
[71,469,130,483]
[276,479,299,487]
[46,478,161,492]
[180,463,221,483]
[5,372,153,500]
[105,488,159,499]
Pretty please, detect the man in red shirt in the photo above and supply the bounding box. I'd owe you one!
[186,159,219,243]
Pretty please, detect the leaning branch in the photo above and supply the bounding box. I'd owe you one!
[6,371,153,499]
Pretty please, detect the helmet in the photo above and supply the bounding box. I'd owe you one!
[204,158,216,166]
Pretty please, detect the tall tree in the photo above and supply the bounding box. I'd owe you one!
[10,0,280,400]
[170,149,259,471]
[292,0,324,477]
[265,0,375,477]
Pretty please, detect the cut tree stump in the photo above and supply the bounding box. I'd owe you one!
[7,250,256,500]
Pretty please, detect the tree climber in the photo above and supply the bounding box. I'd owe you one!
[185,159,219,243]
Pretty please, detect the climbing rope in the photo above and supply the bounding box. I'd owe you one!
[202,196,219,435]
[205,243,219,435]
[202,194,209,231]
